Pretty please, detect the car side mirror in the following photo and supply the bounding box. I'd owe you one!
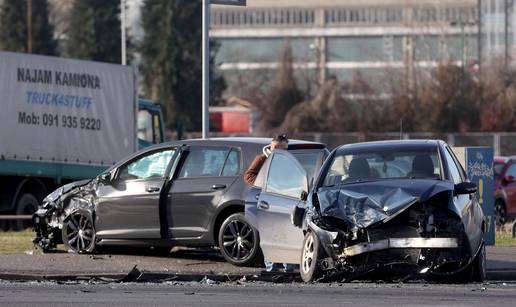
[504,175,515,184]
[454,182,477,195]
[300,190,308,201]
[291,206,306,228]
[98,172,112,184]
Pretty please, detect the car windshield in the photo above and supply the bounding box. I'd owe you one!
[494,162,505,179]
[322,148,442,186]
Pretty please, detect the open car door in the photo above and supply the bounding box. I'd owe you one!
[255,149,309,264]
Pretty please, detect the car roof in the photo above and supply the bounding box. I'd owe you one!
[495,156,516,163]
[335,139,443,154]
[147,137,326,149]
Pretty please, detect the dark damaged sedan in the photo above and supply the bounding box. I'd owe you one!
[32,138,327,266]
[246,140,486,282]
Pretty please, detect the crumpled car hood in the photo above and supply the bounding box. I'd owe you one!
[316,179,454,229]
[43,179,92,205]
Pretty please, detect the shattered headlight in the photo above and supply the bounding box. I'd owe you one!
[42,187,65,207]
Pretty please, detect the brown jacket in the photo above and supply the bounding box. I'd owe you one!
[244,154,267,185]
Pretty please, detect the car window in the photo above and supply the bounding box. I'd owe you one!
[221,149,240,176]
[322,149,442,186]
[506,164,516,178]
[118,149,175,181]
[443,148,462,184]
[494,162,505,179]
[447,147,467,181]
[290,150,325,184]
[266,153,306,199]
[179,147,229,178]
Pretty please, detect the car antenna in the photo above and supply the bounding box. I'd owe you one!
[399,119,403,140]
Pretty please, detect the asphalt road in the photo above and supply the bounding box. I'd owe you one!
[0,281,515,307]
[0,246,514,280]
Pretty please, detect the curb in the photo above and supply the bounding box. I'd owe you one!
[0,271,301,284]
[486,269,516,281]
[0,269,514,283]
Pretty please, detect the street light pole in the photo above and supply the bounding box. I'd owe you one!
[121,0,127,65]
[202,0,210,139]
[27,0,32,53]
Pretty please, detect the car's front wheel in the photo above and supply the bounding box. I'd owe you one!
[472,243,486,282]
[218,213,261,266]
[62,209,96,253]
[300,231,323,282]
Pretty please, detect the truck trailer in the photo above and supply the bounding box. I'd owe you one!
[0,51,164,230]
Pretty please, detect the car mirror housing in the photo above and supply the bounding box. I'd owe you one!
[454,182,477,195]
[291,205,306,228]
[98,172,112,184]
[504,175,515,183]
[300,190,308,201]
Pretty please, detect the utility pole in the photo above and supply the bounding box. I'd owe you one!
[202,0,210,139]
[478,0,482,72]
[27,0,32,53]
[121,0,127,65]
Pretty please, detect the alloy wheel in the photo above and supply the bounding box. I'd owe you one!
[302,233,314,274]
[64,211,95,253]
[221,219,254,261]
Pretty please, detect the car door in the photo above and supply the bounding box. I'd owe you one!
[256,149,309,264]
[166,146,240,239]
[444,146,482,252]
[94,147,177,239]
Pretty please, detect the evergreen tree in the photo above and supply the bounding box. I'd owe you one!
[66,0,121,63]
[140,0,226,132]
[0,0,57,55]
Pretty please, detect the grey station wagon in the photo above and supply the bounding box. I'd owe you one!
[33,137,327,266]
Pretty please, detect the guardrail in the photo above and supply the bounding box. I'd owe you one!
[0,215,32,220]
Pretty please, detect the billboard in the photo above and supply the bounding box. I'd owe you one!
[454,147,495,245]
[0,51,136,166]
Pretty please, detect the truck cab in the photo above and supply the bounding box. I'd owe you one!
[137,99,166,149]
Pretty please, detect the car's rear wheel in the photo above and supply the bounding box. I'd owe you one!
[62,209,96,253]
[218,213,261,266]
[300,231,323,282]
[495,200,507,227]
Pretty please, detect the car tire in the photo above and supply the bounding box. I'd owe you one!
[218,213,261,267]
[472,243,486,282]
[11,193,39,231]
[300,231,323,282]
[62,209,96,253]
[495,200,507,227]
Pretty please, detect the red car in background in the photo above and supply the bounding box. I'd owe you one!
[494,156,516,226]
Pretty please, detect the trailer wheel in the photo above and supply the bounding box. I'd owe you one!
[11,193,39,230]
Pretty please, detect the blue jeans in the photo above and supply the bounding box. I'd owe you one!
[265,260,298,272]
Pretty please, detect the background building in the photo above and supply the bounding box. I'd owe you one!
[481,0,515,65]
[211,0,479,95]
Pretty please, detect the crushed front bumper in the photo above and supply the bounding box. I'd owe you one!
[342,237,459,257]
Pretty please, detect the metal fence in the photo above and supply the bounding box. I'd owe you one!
[182,132,516,156]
